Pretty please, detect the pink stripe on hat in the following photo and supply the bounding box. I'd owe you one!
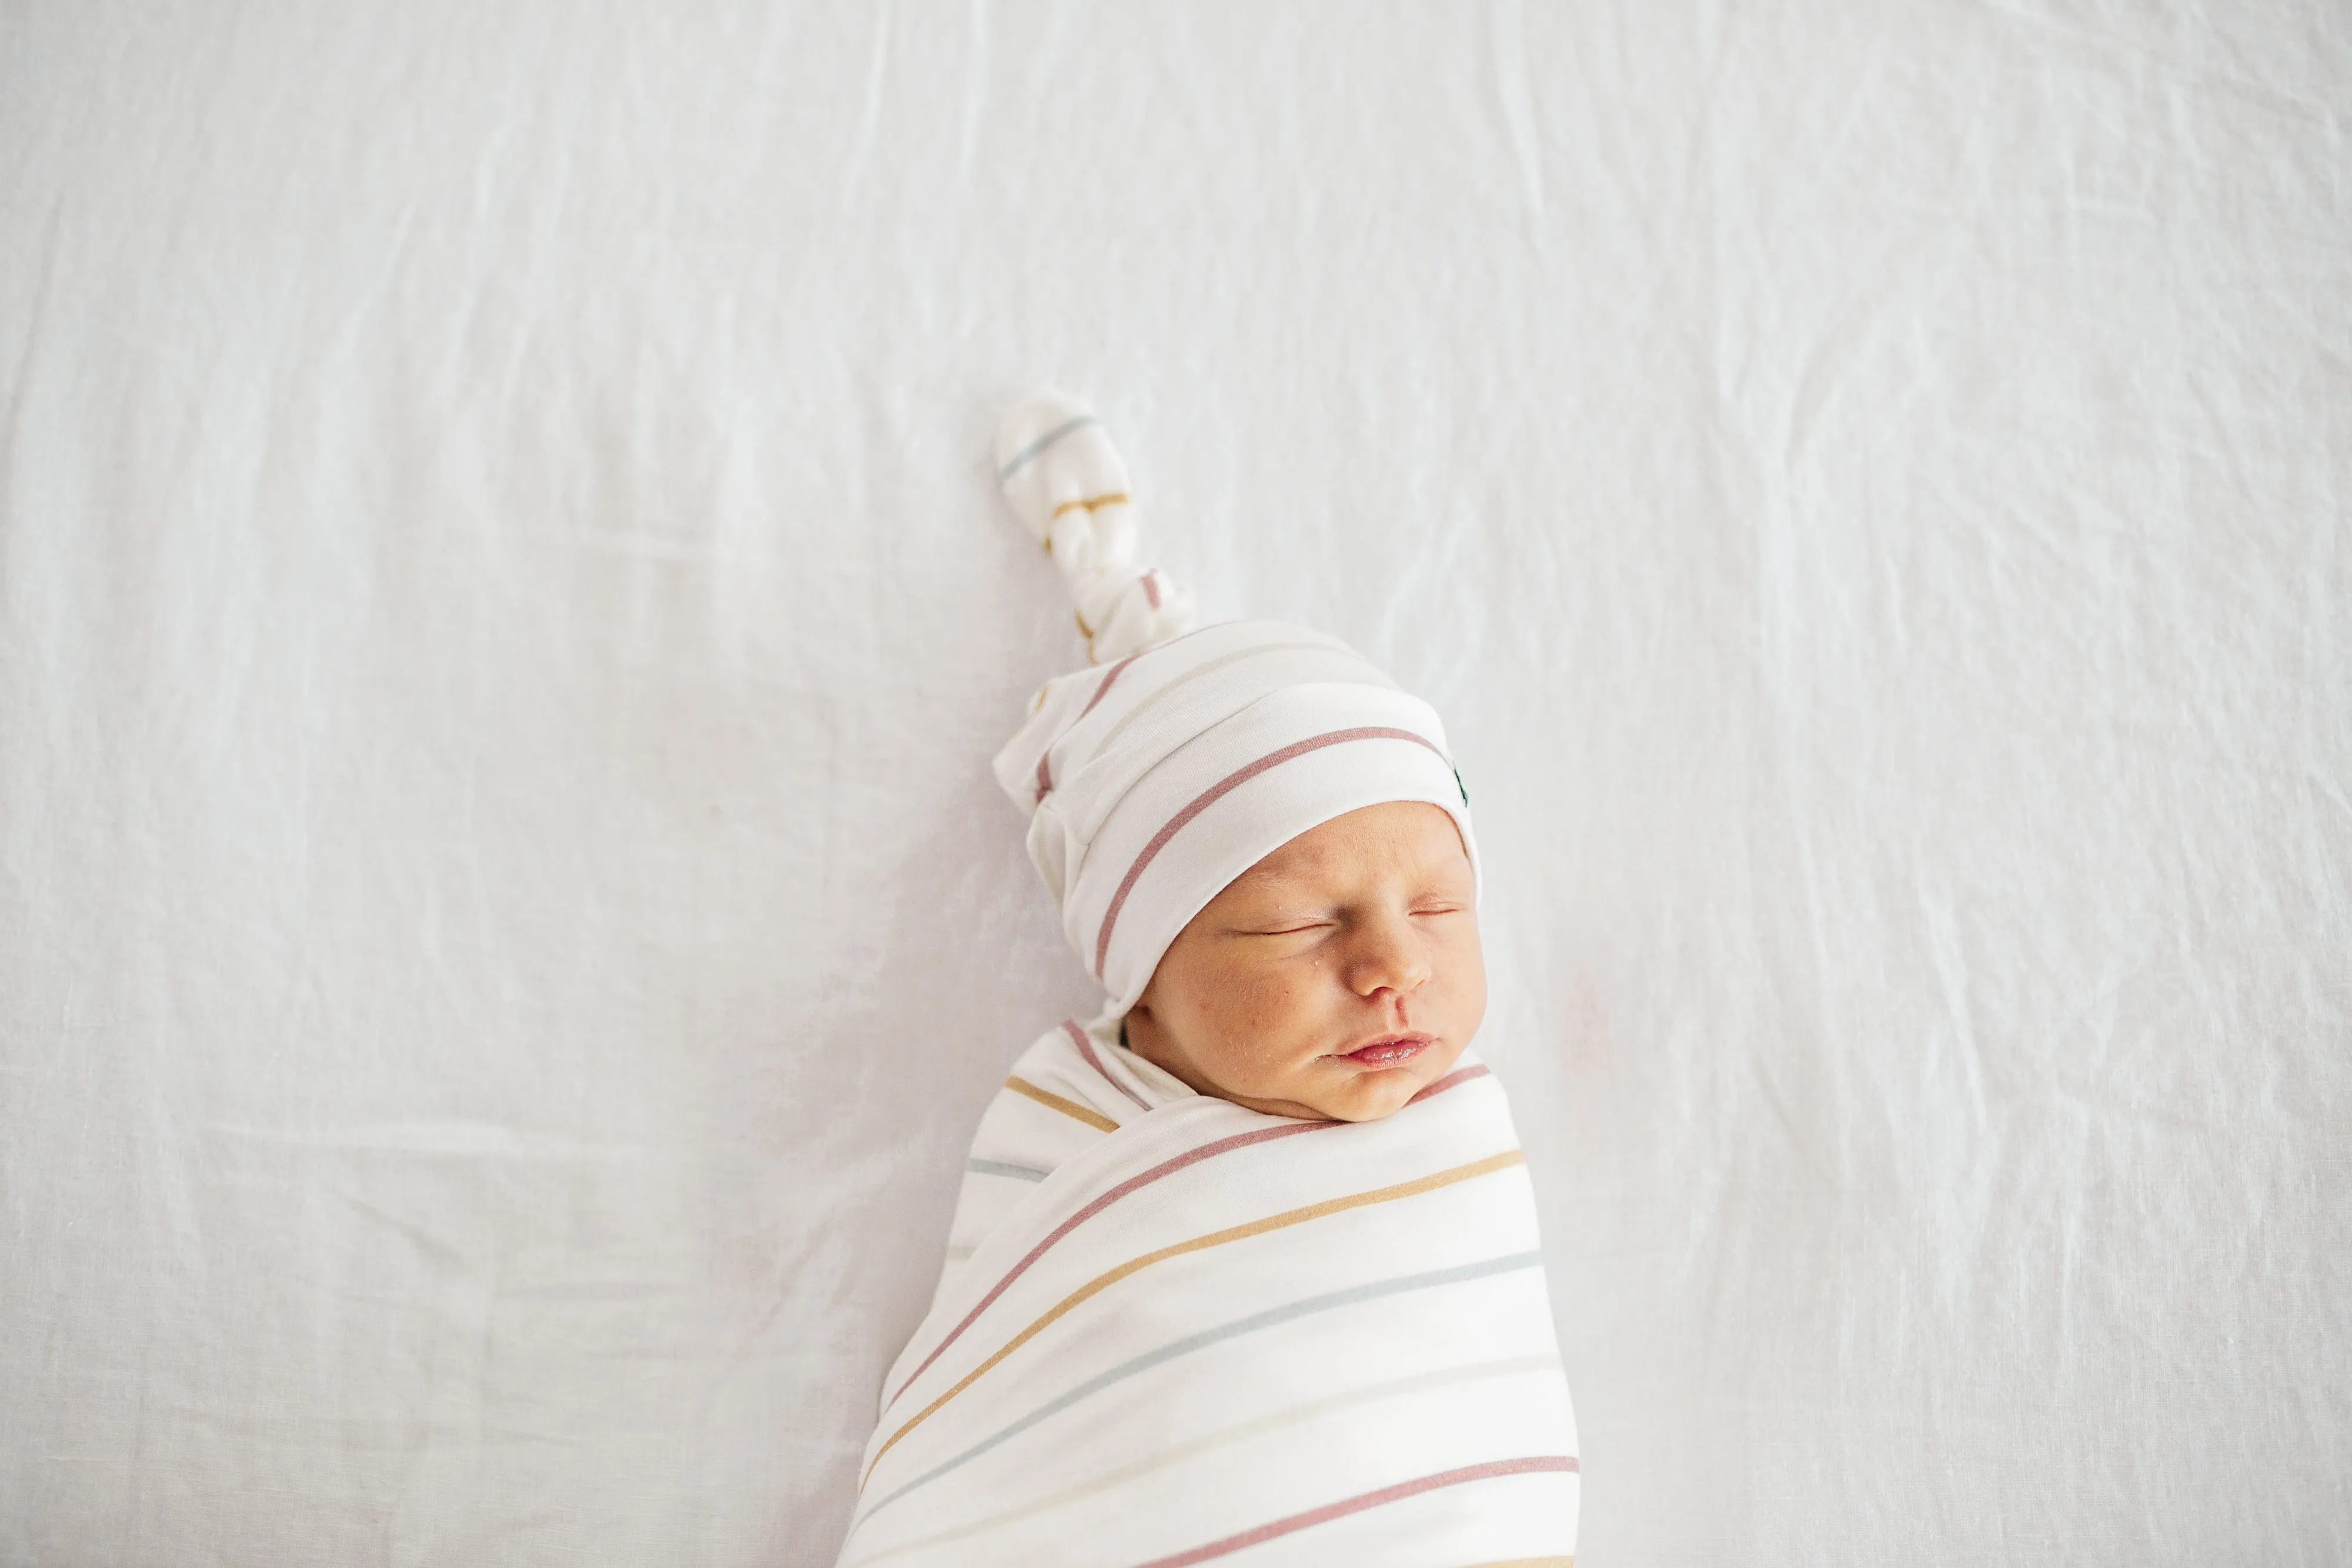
[993,620,1475,1014]
[1092,726,1445,977]
[1077,653,1140,719]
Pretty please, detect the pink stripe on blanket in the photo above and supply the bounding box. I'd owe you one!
[1093,726,1448,976]
[1126,1455,1579,1568]
[1063,1019,1152,1111]
[882,1062,1491,1412]
[886,1120,1326,1409]
[1409,1062,1486,1103]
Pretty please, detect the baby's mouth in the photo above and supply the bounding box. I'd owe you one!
[1332,1032,1432,1066]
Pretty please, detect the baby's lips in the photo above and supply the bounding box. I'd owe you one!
[1333,1032,1434,1065]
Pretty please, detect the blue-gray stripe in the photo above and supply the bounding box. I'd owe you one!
[854,1249,1544,1526]
[967,1158,1051,1183]
[996,414,1098,482]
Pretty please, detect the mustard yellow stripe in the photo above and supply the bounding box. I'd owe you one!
[1004,1076,1120,1134]
[1050,490,1131,519]
[860,1146,1526,1489]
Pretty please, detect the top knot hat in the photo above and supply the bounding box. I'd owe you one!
[993,388,1198,666]
[990,392,1477,1015]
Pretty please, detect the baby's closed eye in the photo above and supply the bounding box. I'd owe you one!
[1234,917,1335,937]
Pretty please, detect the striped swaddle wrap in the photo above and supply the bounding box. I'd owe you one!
[835,1017,1580,1566]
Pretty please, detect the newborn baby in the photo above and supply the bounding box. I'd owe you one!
[1121,797,1481,1125]
[834,395,1577,1568]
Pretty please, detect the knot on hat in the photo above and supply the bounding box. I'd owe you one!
[1041,496,1198,666]
[995,390,1198,664]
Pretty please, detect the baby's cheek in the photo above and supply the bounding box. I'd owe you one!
[1445,959,1489,1039]
[1218,975,1315,1076]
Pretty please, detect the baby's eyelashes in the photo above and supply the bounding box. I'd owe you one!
[1233,900,1465,935]
[1234,918,1334,937]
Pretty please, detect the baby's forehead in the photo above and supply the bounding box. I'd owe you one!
[1226,803,1472,892]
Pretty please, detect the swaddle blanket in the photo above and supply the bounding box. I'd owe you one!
[834,1018,1580,1566]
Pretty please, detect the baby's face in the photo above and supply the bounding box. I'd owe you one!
[1122,801,1484,1122]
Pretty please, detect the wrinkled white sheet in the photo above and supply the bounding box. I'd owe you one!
[2,2,2347,1563]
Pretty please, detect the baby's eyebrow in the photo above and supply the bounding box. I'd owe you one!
[1225,868,1329,897]
[1223,879,1336,912]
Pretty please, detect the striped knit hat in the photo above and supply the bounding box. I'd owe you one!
[992,621,1478,1014]
[988,390,1476,1013]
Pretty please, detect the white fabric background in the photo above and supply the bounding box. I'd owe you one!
[3,2,2346,1563]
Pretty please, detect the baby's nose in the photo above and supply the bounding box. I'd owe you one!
[1349,924,1432,998]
